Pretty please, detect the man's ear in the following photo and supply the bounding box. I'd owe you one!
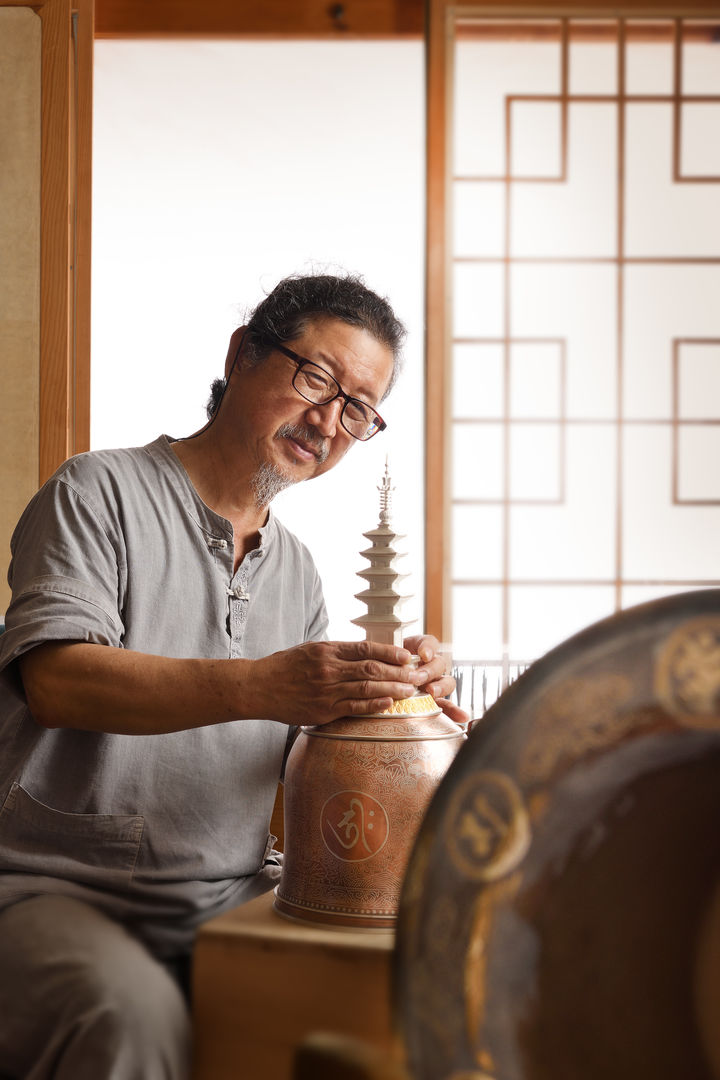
[225,325,248,379]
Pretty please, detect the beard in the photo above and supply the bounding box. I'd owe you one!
[250,423,329,509]
[250,461,294,509]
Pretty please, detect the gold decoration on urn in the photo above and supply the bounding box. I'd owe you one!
[274,462,465,928]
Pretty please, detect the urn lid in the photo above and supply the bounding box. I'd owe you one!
[302,711,465,742]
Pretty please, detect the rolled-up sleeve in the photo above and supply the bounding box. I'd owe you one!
[0,477,126,676]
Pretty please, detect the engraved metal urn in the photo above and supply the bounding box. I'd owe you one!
[274,465,465,929]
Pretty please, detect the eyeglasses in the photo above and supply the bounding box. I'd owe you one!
[270,341,387,442]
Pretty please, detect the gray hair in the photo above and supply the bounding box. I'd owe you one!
[206,272,406,419]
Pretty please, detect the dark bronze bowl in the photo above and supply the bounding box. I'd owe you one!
[395,589,720,1080]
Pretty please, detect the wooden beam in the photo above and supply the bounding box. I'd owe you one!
[94,0,424,38]
[452,1,720,12]
[455,20,720,40]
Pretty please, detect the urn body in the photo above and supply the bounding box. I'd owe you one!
[274,713,464,929]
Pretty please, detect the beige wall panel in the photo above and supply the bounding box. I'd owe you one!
[0,8,41,614]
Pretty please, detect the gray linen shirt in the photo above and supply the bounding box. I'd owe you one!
[0,436,328,956]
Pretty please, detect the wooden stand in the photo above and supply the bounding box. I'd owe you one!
[191,891,402,1080]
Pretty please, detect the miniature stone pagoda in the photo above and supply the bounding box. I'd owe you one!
[351,459,413,647]
[352,460,437,717]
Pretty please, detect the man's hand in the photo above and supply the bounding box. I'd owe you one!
[251,640,426,727]
[402,634,469,727]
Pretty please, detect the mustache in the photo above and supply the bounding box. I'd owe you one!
[276,423,330,464]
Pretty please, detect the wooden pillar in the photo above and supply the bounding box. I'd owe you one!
[0,0,92,612]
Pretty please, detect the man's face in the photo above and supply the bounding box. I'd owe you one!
[225,316,395,492]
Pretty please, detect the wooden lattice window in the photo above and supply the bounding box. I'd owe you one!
[426,3,720,710]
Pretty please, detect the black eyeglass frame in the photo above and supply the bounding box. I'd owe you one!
[268,340,387,442]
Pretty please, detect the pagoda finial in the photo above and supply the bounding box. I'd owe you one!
[378,455,393,525]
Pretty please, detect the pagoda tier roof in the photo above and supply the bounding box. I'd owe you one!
[355,566,410,581]
[354,587,411,603]
[358,545,407,561]
[353,610,410,623]
[361,526,406,543]
[351,613,412,631]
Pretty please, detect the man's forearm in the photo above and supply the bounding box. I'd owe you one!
[19,642,258,735]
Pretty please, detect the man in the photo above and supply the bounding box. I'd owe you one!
[0,273,463,1078]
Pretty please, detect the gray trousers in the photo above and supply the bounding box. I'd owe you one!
[0,895,191,1079]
